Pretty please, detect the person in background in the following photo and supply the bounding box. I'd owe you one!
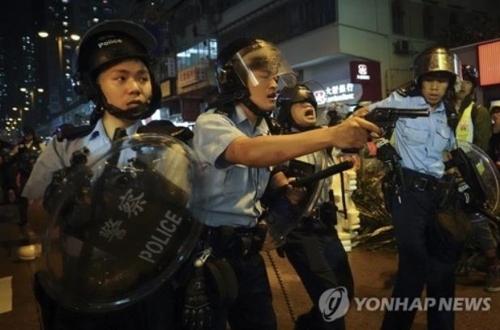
[191,38,380,330]
[0,139,13,205]
[5,127,44,257]
[454,65,499,293]
[357,46,463,330]
[488,104,500,170]
[20,19,184,330]
[454,64,491,151]
[274,83,354,330]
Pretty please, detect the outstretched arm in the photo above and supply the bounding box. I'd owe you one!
[223,116,380,167]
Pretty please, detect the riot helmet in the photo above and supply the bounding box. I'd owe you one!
[413,46,461,86]
[214,38,296,116]
[461,64,478,87]
[73,20,161,124]
[411,46,462,129]
[276,84,318,132]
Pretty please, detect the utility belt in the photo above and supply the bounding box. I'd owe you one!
[207,224,267,259]
[402,168,448,193]
[295,202,337,235]
[383,168,453,212]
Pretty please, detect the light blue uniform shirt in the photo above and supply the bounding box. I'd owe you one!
[22,119,143,199]
[369,92,455,178]
[192,105,271,228]
[288,128,334,213]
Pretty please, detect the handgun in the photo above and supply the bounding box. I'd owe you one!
[364,107,430,138]
[341,107,429,154]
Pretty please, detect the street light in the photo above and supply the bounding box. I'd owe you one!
[36,29,80,116]
[19,87,44,126]
[37,31,80,73]
[19,87,45,111]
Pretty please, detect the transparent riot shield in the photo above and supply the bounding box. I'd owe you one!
[456,141,500,214]
[261,157,354,251]
[38,133,206,313]
[261,158,324,251]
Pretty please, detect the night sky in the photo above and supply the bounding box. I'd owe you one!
[0,0,35,38]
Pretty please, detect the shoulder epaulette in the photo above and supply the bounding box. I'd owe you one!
[395,81,419,97]
[55,124,94,142]
[396,87,409,97]
[214,104,235,117]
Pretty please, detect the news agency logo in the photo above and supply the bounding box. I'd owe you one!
[354,297,491,312]
[318,287,492,323]
[318,287,350,322]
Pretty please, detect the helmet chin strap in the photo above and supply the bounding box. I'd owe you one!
[292,122,317,132]
[240,93,272,118]
[106,102,150,121]
[97,89,153,122]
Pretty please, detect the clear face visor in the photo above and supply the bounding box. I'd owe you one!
[231,40,297,89]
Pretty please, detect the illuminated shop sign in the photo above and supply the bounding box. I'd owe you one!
[356,63,370,80]
[313,83,363,105]
[350,61,380,83]
[478,40,500,86]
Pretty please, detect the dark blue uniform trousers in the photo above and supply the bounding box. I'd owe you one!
[284,223,354,330]
[381,189,462,330]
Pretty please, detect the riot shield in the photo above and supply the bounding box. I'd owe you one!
[38,133,206,313]
[261,158,354,251]
[455,141,500,214]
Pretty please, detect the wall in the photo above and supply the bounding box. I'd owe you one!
[277,1,394,99]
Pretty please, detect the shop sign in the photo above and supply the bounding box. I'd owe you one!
[177,65,207,88]
[350,61,380,83]
[313,82,363,105]
[160,79,176,98]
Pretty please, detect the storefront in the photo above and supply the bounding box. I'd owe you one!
[302,57,382,121]
[160,60,217,125]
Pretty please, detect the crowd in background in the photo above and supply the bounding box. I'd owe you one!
[0,127,44,233]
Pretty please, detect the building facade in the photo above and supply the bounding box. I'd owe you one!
[2,0,499,141]
[161,0,500,121]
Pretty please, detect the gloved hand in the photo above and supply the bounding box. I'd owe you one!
[375,138,401,164]
[182,267,212,330]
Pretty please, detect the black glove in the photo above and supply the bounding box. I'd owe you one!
[182,267,212,330]
[43,148,92,215]
[375,138,400,164]
[376,138,405,190]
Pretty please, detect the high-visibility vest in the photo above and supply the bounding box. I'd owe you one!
[455,102,474,143]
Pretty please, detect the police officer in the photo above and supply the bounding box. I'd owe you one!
[454,65,499,293]
[275,83,354,330]
[6,127,44,260]
[21,19,183,330]
[454,64,491,150]
[0,139,13,204]
[361,46,462,330]
[7,127,44,224]
[191,38,380,330]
